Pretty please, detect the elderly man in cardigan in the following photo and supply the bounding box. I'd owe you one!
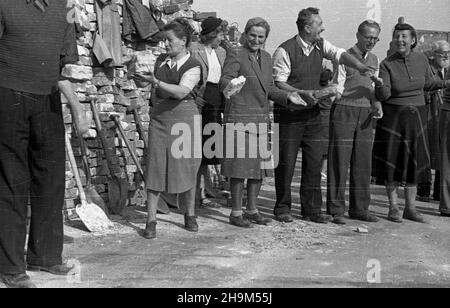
[417,40,450,203]
[438,41,450,217]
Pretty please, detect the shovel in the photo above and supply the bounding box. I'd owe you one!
[111,115,170,214]
[127,101,179,210]
[72,121,108,215]
[65,133,114,233]
[90,100,129,215]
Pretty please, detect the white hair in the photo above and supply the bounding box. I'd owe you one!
[432,40,450,53]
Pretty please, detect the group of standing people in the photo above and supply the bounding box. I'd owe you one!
[136,8,450,237]
[136,7,450,237]
[134,8,449,238]
[0,1,449,288]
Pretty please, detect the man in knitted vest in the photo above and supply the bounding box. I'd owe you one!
[327,20,384,225]
[272,8,375,224]
[0,0,79,288]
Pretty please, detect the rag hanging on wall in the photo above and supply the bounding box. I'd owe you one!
[93,0,123,67]
[26,0,49,12]
[122,0,165,44]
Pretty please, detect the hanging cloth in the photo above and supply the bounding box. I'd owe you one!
[26,0,49,13]
[122,0,162,43]
[93,0,123,67]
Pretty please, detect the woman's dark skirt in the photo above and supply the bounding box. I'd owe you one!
[201,82,223,166]
[373,104,431,186]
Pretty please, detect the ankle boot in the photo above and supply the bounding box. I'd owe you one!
[388,205,403,223]
[403,208,426,223]
[184,215,199,232]
[143,221,157,239]
[404,186,426,223]
[386,184,402,223]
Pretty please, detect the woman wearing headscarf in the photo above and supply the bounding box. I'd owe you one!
[219,17,306,228]
[373,23,450,223]
[134,18,202,239]
[190,17,227,209]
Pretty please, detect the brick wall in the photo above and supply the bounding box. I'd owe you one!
[63,0,195,220]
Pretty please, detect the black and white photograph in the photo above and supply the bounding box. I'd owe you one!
[0,0,449,291]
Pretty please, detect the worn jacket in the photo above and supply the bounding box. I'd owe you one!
[95,0,122,67]
[122,0,161,43]
[190,41,226,100]
[219,46,289,126]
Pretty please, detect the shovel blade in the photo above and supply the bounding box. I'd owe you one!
[85,186,108,214]
[76,202,114,233]
[107,178,129,215]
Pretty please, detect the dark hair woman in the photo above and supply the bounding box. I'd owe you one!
[190,17,227,209]
[219,17,306,228]
[134,18,203,239]
[373,23,450,223]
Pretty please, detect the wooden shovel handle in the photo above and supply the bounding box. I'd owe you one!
[133,110,148,149]
[65,133,88,204]
[72,121,93,187]
[90,100,116,178]
[112,115,145,178]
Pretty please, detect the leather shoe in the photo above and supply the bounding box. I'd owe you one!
[388,208,403,223]
[184,215,199,232]
[229,215,253,228]
[0,273,36,288]
[403,209,427,223]
[27,264,74,276]
[244,212,272,225]
[307,214,330,224]
[332,215,346,225]
[143,221,157,239]
[349,213,379,223]
[275,213,294,223]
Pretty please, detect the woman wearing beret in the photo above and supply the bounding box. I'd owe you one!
[373,23,450,223]
[219,17,306,228]
[190,17,227,209]
[134,18,202,239]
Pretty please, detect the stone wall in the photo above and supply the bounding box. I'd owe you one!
[63,0,195,220]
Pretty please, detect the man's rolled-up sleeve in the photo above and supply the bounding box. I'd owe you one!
[323,39,345,63]
[60,22,79,67]
[272,47,291,83]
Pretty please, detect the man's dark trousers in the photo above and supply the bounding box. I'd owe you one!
[327,104,373,217]
[274,109,324,217]
[440,110,450,215]
[0,87,65,275]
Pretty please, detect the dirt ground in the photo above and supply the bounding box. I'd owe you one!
[6,167,450,288]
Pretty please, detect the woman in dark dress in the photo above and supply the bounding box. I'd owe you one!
[373,23,450,223]
[219,17,306,228]
[135,18,202,239]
